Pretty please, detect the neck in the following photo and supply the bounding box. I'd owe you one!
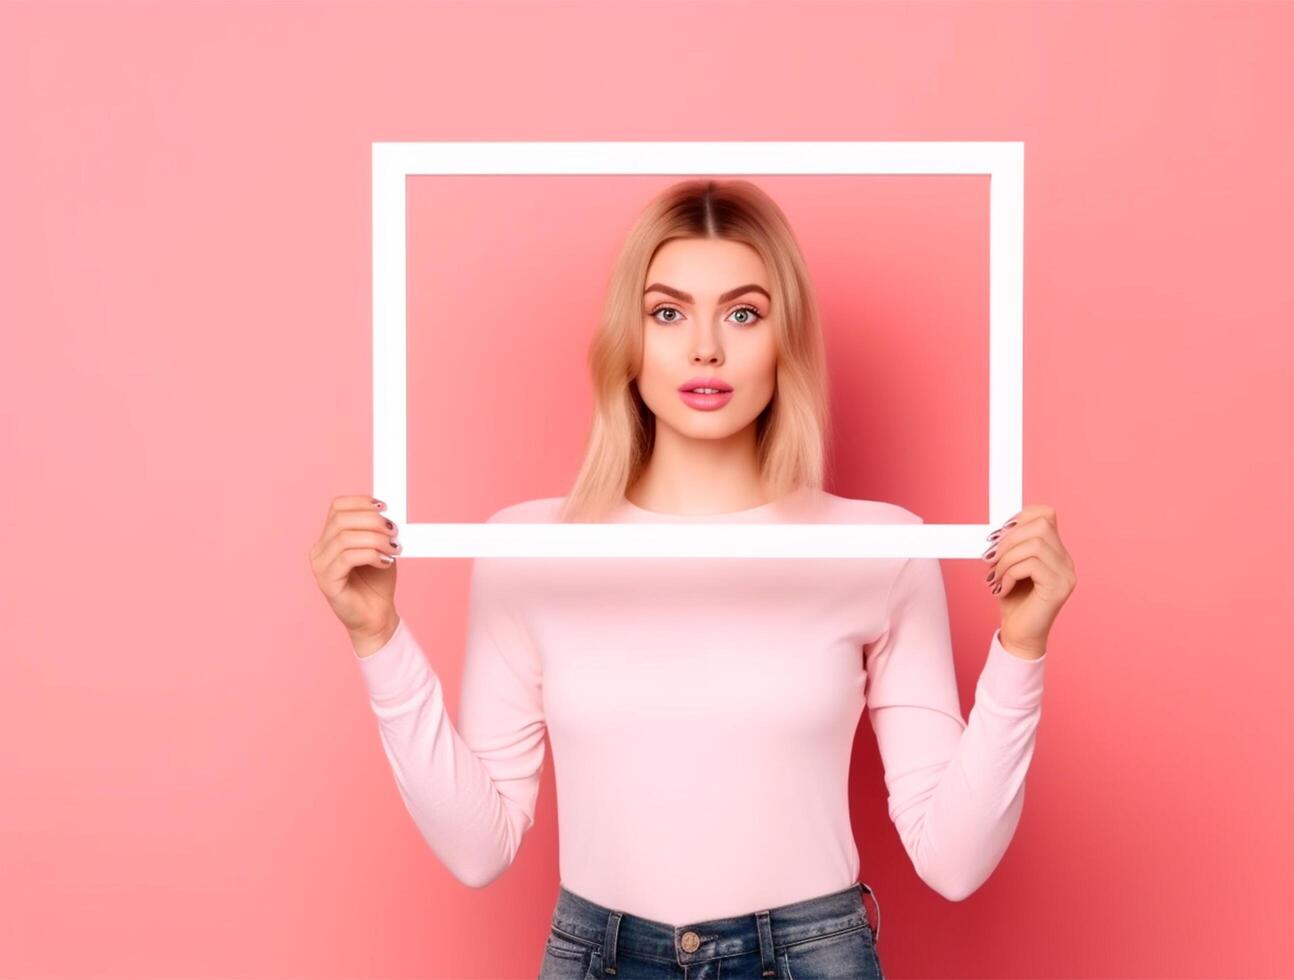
[629,420,769,514]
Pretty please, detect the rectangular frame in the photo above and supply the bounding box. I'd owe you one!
[373,140,1023,558]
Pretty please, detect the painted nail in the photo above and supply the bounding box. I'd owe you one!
[985,570,995,582]
[982,548,996,560]
[988,530,1002,542]
[992,583,1002,594]
[1004,520,1017,528]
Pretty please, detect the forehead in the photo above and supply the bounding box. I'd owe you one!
[645,238,769,294]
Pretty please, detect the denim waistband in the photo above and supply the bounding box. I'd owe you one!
[549,880,879,974]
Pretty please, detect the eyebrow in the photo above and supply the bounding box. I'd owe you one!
[643,282,771,304]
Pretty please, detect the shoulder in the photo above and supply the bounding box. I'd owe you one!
[470,498,566,593]
[805,489,925,526]
[483,496,567,524]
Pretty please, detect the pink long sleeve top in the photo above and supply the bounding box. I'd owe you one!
[352,486,1048,925]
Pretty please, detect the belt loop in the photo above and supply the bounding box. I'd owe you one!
[602,909,622,975]
[860,881,881,944]
[754,910,777,978]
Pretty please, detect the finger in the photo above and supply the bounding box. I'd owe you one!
[993,554,1076,600]
[993,555,1051,598]
[312,495,389,563]
[982,519,1054,565]
[321,547,396,598]
[993,515,1076,577]
[312,507,400,568]
[995,550,1076,601]
[990,504,1058,538]
[987,514,1067,564]
[325,505,399,545]
[329,494,387,517]
[315,528,402,595]
[986,534,1067,590]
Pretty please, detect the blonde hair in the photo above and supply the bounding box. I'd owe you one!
[558,178,832,523]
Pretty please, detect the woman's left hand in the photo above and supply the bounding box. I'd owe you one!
[983,504,1077,660]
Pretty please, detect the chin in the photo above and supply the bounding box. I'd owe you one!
[668,414,755,440]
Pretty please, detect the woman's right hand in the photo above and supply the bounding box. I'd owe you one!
[309,494,402,653]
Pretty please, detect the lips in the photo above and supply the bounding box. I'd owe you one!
[677,388,735,411]
[678,377,733,393]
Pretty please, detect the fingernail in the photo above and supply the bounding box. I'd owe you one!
[373,499,385,509]
[987,530,1002,542]
[982,548,996,560]
[985,570,995,582]
[992,583,1002,594]
[1003,520,1017,528]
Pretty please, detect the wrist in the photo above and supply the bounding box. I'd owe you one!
[351,612,400,659]
[998,629,1046,661]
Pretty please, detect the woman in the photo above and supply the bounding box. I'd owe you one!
[308,179,1077,979]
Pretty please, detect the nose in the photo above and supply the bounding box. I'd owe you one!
[689,318,724,365]
[690,335,723,364]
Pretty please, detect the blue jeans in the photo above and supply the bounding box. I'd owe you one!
[539,881,884,979]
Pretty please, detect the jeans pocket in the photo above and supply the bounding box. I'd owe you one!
[780,923,883,980]
[539,927,597,979]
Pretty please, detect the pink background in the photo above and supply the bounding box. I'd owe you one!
[3,1,1291,977]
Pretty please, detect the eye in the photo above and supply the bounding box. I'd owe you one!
[647,303,764,326]
[649,304,683,324]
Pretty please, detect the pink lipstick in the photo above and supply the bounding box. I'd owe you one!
[677,376,734,411]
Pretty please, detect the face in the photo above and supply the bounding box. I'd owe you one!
[636,237,778,442]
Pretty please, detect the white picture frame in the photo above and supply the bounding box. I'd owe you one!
[372,140,1023,558]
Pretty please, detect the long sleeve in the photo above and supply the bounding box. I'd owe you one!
[864,548,1047,902]
[352,551,546,888]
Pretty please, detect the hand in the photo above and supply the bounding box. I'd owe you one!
[308,494,402,643]
[983,504,1077,659]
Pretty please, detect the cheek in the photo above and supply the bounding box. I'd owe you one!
[639,331,684,380]
[637,347,678,404]
[739,343,778,389]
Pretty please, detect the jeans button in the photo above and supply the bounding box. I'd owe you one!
[680,931,701,953]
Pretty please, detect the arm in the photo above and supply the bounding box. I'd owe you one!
[865,550,1047,902]
[353,553,545,888]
